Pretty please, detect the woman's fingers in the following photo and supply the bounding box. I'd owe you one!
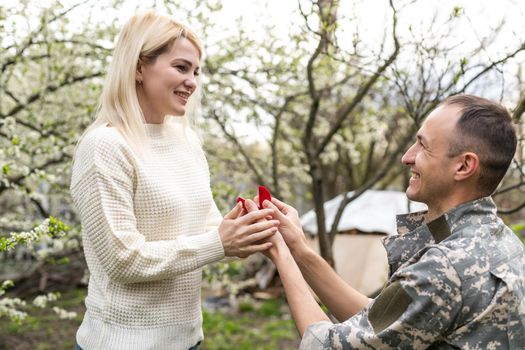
[247,219,279,233]
[238,242,273,257]
[224,202,243,219]
[219,198,283,258]
[239,208,275,224]
[244,199,259,213]
[244,198,273,223]
[241,226,278,245]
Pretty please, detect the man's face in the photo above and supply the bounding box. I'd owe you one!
[401,104,462,212]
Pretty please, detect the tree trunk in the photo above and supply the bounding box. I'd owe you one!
[310,160,335,267]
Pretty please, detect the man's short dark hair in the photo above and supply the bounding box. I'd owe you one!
[442,94,517,196]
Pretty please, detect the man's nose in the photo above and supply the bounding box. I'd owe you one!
[401,144,416,165]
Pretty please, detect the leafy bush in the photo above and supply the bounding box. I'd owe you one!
[0,217,78,323]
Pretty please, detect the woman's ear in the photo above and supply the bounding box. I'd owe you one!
[454,152,479,181]
[136,60,144,84]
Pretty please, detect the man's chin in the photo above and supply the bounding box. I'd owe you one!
[405,189,420,202]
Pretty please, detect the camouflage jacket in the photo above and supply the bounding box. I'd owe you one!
[300,197,525,349]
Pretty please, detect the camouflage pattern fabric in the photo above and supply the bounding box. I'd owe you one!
[300,197,525,349]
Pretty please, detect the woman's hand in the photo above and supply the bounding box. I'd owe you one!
[218,202,279,258]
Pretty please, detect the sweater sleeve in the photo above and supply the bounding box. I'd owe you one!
[70,131,225,284]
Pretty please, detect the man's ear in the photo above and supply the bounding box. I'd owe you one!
[454,152,479,181]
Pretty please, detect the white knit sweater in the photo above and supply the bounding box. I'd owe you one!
[70,122,225,350]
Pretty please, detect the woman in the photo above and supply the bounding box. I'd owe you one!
[70,12,278,350]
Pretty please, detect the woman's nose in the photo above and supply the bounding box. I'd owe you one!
[184,76,197,91]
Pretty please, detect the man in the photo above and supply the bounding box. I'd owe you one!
[254,95,525,349]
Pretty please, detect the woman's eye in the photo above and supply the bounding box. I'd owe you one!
[175,65,187,72]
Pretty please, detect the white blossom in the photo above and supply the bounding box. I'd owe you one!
[52,306,77,320]
[0,297,27,322]
[33,295,48,308]
[80,269,90,285]
[66,239,79,250]
[33,292,59,308]
[1,116,17,133]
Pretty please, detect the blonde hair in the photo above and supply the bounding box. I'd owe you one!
[79,11,203,155]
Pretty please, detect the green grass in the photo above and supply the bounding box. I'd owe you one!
[202,297,299,349]
[202,303,299,350]
[0,288,300,350]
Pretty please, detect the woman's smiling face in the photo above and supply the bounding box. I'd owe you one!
[136,37,200,123]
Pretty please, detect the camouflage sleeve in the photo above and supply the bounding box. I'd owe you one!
[300,321,333,350]
[300,248,462,349]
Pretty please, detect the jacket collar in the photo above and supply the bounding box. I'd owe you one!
[383,196,497,276]
[396,196,497,242]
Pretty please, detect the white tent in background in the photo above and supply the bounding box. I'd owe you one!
[300,190,427,296]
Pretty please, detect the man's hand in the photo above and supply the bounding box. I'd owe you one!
[256,196,308,254]
[244,199,288,260]
[218,202,279,258]
[258,197,369,324]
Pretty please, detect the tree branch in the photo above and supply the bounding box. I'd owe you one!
[457,43,525,93]
[0,154,69,195]
[328,125,416,241]
[2,71,104,119]
[270,97,294,198]
[315,0,400,158]
[498,201,525,215]
[512,94,525,123]
[209,110,265,186]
